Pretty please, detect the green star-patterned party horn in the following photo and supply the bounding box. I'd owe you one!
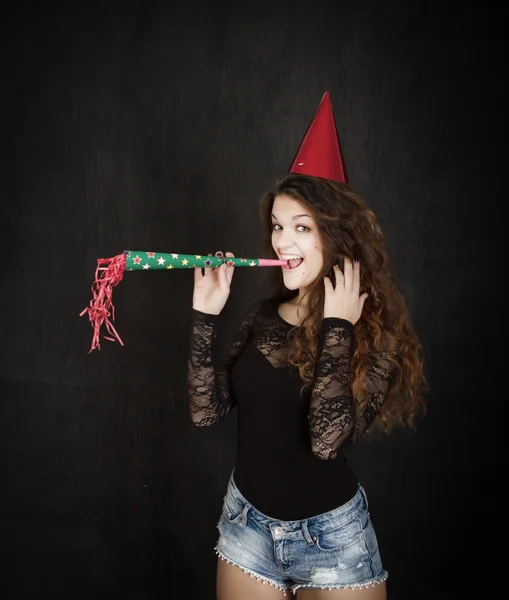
[124,251,287,270]
[80,250,288,352]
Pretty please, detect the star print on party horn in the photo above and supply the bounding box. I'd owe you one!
[79,250,288,353]
[125,251,287,269]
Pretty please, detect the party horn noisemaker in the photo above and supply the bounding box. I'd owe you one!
[80,250,288,352]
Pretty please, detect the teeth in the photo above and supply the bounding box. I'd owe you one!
[281,255,303,260]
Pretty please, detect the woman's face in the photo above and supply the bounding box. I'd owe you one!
[271,194,324,293]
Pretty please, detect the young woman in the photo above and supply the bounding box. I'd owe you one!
[187,171,427,599]
[187,90,426,598]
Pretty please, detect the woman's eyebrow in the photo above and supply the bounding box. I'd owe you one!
[271,213,312,220]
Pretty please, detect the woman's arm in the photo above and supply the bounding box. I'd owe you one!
[308,318,397,459]
[187,303,260,426]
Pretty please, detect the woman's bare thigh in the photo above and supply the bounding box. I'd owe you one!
[216,558,289,600]
[296,581,386,600]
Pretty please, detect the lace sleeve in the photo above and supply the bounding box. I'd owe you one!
[308,318,398,459]
[187,304,258,427]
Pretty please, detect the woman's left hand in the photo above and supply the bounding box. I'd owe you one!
[323,258,369,325]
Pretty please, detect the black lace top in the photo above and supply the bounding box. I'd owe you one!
[187,297,397,520]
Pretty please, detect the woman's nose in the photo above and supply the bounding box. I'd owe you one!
[275,229,295,248]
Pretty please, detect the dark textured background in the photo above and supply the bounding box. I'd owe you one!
[0,2,504,598]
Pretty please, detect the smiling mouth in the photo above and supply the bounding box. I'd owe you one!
[284,258,304,271]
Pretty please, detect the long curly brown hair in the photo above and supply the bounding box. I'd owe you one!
[258,173,428,435]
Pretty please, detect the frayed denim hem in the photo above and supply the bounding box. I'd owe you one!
[290,573,388,593]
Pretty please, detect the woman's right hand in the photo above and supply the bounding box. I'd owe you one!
[192,251,235,315]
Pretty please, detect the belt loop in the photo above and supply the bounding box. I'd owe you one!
[301,520,314,546]
[240,503,251,526]
[359,485,369,509]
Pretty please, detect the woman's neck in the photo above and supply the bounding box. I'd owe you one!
[286,295,310,322]
[288,291,308,308]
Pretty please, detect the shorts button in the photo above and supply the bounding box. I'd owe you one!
[274,526,283,535]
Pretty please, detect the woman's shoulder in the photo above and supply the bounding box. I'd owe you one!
[245,296,280,316]
[241,296,289,324]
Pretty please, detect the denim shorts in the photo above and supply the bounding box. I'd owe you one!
[215,472,388,595]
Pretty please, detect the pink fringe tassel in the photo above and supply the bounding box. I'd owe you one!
[80,253,126,352]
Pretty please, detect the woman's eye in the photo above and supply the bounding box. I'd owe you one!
[272,224,309,232]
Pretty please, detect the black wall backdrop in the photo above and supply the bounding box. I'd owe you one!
[1,2,504,599]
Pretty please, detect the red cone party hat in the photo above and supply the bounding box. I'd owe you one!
[289,91,346,182]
